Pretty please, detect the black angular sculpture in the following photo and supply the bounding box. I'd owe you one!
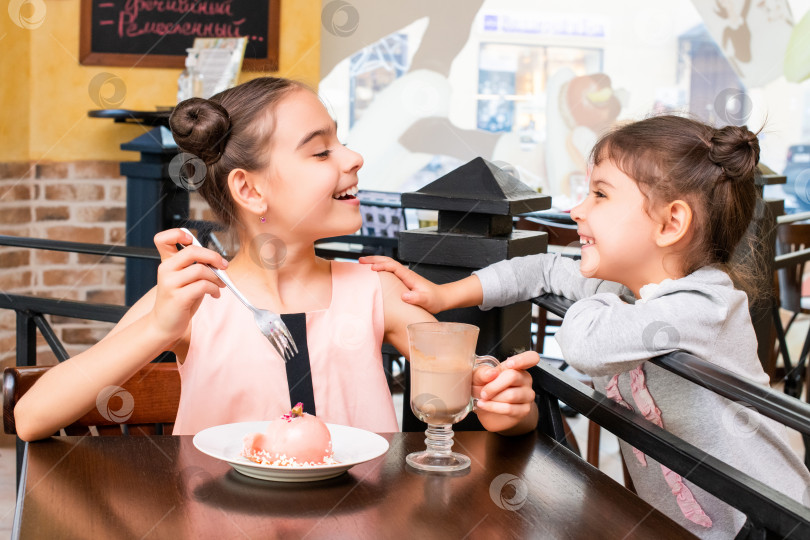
[399,157,550,431]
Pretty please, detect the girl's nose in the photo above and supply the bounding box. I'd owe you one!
[342,146,364,174]
[570,199,586,222]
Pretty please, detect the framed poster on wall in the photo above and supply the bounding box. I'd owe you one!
[79,0,280,71]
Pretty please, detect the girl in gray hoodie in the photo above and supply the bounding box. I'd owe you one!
[362,115,810,539]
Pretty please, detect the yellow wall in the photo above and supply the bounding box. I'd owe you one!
[1,0,321,163]
[1,9,32,162]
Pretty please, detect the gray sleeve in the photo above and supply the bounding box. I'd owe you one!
[472,253,630,310]
[556,288,730,377]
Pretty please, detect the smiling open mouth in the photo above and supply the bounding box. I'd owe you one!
[333,186,358,200]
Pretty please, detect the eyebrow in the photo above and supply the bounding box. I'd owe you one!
[296,121,338,150]
[591,178,614,189]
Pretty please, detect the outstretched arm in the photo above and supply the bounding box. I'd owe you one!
[13,229,227,441]
[362,253,631,314]
[472,253,631,310]
[361,256,483,313]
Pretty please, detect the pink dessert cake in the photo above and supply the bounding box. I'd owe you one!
[242,403,336,466]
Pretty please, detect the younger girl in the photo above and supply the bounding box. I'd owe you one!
[14,77,538,441]
[362,115,810,538]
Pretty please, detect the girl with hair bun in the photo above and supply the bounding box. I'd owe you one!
[15,77,538,441]
[362,115,810,538]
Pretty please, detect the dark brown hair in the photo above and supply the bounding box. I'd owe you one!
[169,77,307,227]
[590,115,765,301]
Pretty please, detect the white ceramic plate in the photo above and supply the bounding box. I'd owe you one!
[193,421,390,482]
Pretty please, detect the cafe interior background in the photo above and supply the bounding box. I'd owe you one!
[1,0,810,533]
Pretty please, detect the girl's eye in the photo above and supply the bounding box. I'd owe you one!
[593,190,606,199]
[314,149,331,158]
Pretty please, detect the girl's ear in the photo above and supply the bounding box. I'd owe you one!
[656,200,692,247]
[228,168,267,218]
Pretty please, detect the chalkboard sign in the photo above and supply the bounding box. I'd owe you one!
[80,0,280,71]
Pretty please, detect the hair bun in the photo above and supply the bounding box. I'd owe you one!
[169,97,231,165]
[707,125,760,182]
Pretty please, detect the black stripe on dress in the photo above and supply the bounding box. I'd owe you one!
[280,313,316,415]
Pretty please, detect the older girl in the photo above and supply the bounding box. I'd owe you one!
[15,77,537,440]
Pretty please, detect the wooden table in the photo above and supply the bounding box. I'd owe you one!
[14,431,692,539]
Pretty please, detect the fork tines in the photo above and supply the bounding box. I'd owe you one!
[266,325,297,362]
[274,322,298,361]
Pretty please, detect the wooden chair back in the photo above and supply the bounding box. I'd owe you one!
[3,364,180,437]
[775,222,810,314]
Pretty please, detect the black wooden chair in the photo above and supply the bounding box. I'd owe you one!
[533,292,810,538]
[773,221,810,398]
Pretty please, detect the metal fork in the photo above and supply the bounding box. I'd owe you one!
[180,228,299,361]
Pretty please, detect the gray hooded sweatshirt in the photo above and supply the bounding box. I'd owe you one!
[474,253,810,539]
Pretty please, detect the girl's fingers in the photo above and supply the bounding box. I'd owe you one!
[479,369,532,400]
[471,365,500,387]
[162,262,226,290]
[475,400,531,417]
[154,229,229,270]
[360,257,423,288]
[474,382,534,402]
[180,279,223,303]
[359,255,396,265]
[501,351,540,370]
[158,244,228,274]
[154,228,193,260]
[358,256,400,272]
[401,290,428,306]
[392,268,425,290]
[478,386,534,405]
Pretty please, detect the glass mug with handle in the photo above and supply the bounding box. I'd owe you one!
[406,321,499,472]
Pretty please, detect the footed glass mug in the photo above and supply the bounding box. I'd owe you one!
[406,322,499,472]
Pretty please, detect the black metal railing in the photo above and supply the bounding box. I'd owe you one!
[2,295,126,365]
[533,293,810,437]
[0,235,169,486]
[533,361,810,539]
[0,235,160,260]
[0,234,160,365]
[531,292,810,539]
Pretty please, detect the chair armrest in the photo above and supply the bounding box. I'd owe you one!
[3,367,50,435]
[3,364,181,435]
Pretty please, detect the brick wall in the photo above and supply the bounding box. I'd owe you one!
[0,161,213,371]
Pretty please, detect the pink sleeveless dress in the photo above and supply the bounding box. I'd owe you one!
[172,260,399,435]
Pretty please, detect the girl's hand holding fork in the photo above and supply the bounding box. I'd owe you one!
[149,229,228,344]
